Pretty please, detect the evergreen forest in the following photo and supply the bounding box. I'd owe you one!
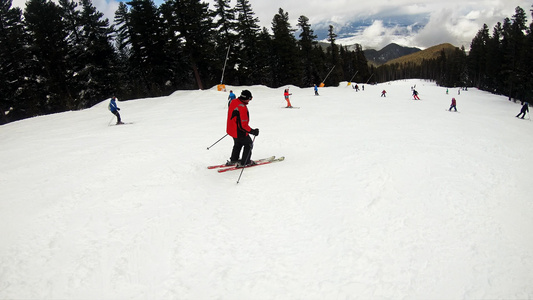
[1,0,532,124]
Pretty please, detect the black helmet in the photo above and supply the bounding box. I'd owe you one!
[239,90,252,100]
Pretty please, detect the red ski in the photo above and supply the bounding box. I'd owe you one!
[207,156,275,169]
[217,156,285,173]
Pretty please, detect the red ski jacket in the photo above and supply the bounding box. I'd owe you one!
[227,98,252,138]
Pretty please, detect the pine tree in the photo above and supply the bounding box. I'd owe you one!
[113,2,130,56]
[326,25,342,86]
[485,22,504,92]
[234,0,260,85]
[270,8,300,87]
[353,43,370,83]
[159,2,190,91]
[212,0,237,84]
[255,27,274,86]
[24,0,74,113]
[297,15,318,87]
[77,0,117,106]
[503,7,528,101]
[524,5,533,103]
[164,0,216,90]
[468,24,490,88]
[0,0,29,123]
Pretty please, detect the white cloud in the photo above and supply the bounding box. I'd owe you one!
[93,0,120,23]
[11,0,120,23]
[336,20,419,50]
[333,0,530,50]
[8,0,531,50]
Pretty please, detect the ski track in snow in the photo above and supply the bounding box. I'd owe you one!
[1,79,532,299]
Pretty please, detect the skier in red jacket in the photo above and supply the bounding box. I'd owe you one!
[449,97,457,111]
[284,88,293,108]
[226,90,259,167]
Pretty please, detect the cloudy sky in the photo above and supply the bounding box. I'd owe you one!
[11,0,532,50]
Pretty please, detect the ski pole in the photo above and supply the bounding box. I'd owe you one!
[237,136,256,184]
[207,134,228,150]
[108,115,115,126]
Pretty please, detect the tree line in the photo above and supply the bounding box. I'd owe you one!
[374,5,533,103]
[0,0,370,124]
[2,0,531,125]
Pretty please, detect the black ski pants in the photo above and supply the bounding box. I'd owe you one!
[112,110,121,123]
[230,135,253,164]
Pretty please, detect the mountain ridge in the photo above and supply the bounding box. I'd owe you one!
[363,43,421,66]
[384,43,458,65]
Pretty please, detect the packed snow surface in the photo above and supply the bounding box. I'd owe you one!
[1,79,532,299]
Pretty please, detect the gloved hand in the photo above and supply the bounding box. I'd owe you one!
[117,108,120,110]
[250,128,259,136]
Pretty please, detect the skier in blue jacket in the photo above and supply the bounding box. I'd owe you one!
[109,96,124,125]
[228,90,236,106]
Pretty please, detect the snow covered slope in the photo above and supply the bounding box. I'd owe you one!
[1,79,532,299]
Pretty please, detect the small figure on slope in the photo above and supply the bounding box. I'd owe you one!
[109,96,124,125]
[284,88,293,108]
[226,90,259,167]
[449,97,457,111]
[381,90,387,97]
[413,89,420,100]
[516,102,529,119]
[227,90,236,106]
[314,84,319,96]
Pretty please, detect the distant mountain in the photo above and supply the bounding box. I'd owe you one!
[384,43,458,66]
[364,43,421,66]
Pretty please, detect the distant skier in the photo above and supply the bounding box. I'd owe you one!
[516,102,529,119]
[413,89,420,100]
[226,90,259,167]
[227,90,236,106]
[381,90,387,97]
[314,84,319,96]
[284,88,293,108]
[109,96,124,125]
[449,97,457,111]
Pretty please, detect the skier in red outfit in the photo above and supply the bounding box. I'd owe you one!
[284,89,293,108]
[226,90,259,167]
[449,97,457,111]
